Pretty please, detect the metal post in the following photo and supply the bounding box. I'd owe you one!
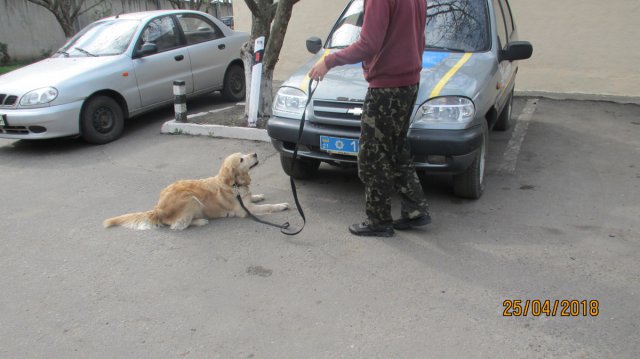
[173,80,187,123]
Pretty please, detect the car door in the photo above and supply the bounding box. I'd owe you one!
[132,15,194,108]
[175,13,228,93]
[493,0,517,111]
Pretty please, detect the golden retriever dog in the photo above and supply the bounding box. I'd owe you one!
[103,152,289,230]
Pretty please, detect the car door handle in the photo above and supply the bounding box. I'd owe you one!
[218,44,226,50]
[174,55,184,61]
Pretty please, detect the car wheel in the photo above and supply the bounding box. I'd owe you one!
[222,65,246,102]
[80,96,124,144]
[280,154,320,179]
[453,123,488,199]
[494,90,514,131]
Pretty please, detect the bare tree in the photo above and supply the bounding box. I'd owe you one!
[242,0,301,119]
[166,0,211,11]
[26,0,107,38]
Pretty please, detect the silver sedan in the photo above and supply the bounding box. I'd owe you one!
[0,10,248,144]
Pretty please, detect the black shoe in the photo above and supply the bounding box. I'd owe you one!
[393,214,432,230]
[349,221,394,237]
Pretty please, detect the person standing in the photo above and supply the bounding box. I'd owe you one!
[309,0,431,237]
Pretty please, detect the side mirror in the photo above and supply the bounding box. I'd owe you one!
[139,42,158,57]
[501,41,533,62]
[306,37,323,54]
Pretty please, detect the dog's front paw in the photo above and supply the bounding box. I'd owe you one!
[276,203,290,211]
[251,194,265,203]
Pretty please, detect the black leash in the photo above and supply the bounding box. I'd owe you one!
[236,78,318,236]
[234,184,291,231]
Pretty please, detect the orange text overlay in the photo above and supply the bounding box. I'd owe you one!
[503,299,600,317]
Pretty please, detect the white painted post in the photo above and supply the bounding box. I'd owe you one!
[248,36,265,127]
[173,80,187,123]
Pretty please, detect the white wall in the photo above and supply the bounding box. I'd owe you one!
[0,1,68,60]
[0,0,233,61]
[510,0,640,100]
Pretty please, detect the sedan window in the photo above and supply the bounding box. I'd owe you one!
[177,14,224,45]
[57,19,139,57]
[139,16,181,53]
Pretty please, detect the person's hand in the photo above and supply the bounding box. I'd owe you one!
[309,59,329,81]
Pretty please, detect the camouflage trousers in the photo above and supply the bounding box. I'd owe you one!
[358,84,429,227]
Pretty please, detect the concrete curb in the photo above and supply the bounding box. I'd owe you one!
[515,90,640,105]
[161,120,270,142]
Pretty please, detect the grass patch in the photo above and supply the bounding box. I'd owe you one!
[0,64,25,75]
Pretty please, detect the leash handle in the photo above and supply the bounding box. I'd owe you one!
[281,78,317,236]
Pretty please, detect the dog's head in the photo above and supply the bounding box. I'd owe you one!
[219,152,259,186]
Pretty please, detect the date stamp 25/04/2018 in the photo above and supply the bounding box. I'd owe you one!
[503,299,600,317]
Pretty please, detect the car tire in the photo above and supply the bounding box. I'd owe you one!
[453,123,488,199]
[80,95,124,144]
[280,154,320,179]
[222,65,246,102]
[494,90,514,131]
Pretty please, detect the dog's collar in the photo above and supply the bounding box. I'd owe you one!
[232,183,241,196]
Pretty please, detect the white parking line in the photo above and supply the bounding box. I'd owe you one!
[499,98,539,175]
[209,106,234,114]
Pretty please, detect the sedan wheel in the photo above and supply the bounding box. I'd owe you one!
[222,65,246,102]
[81,96,124,144]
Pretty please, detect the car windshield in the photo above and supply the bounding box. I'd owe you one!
[56,19,140,57]
[326,0,490,52]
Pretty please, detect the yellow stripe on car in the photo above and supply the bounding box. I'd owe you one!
[429,52,473,98]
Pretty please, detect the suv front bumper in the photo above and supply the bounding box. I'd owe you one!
[267,116,483,174]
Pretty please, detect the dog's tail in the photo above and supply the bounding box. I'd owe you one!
[103,210,161,230]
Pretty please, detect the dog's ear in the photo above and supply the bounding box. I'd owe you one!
[218,155,238,186]
[235,169,251,186]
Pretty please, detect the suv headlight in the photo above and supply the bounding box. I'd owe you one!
[273,87,307,118]
[414,96,475,126]
[20,87,58,106]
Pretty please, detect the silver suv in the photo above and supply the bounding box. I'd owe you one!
[267,0,532,198]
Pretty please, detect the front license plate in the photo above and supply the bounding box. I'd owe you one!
[0,114,6,127]
[320,135,359,156]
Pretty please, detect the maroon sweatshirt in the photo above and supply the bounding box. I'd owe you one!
[324,0,426,88]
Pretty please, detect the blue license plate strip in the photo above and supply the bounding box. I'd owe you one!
[320,135,359,156]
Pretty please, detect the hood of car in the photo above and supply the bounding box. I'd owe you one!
[282,50,495,105]
[0,56,121,95]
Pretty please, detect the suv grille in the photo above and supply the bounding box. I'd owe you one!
[312,100,363,128]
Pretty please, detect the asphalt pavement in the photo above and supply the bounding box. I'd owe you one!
[0,97,639,358]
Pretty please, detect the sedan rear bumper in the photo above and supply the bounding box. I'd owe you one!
[267,116,483,174]
[0,101,83,140]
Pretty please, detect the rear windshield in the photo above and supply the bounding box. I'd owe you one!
[326,0,490,52]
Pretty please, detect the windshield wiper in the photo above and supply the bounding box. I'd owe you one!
[426,46,467,53]
[74,47,97,57]
[56,50,70,57]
